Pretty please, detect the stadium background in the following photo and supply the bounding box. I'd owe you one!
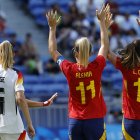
[0,0,140,139]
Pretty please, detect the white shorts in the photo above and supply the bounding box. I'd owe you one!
[0,132,30,140]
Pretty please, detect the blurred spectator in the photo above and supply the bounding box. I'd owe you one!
[44,58,60,74]
[76,0,104,14]
[115,13,136,34]
[9,33,23,65]
[0,15,6,32]
[21,33,38,59]
[10,33,22,50]
[0,6,6,19]
[76,0,90,14]
[68,2,79,20]
[0,7,6,37]
[110,21,120,35]
[106,0,119,14]
[22,33,37,57]
[25,56,43,75]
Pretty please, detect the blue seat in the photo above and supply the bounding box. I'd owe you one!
[24,75,40,84]
[28,0,45,9]
[35,16,47,26]
[53,73,67,84]
[24,75,54,84]
[30,7,46,17]
[46,84,68,94]
[111,72,122,92]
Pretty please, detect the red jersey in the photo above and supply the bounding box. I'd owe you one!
[116,57,140,119]
[59,55,106,119]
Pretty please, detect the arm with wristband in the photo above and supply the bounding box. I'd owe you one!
[26,93,58,108]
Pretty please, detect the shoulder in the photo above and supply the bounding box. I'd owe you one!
[90,55,106,66]
[12,68,23,78]
[57,56,73,67]
[96,55,106,62]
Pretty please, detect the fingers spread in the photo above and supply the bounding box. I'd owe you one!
[50,92,58,100]
[57,16,61,24]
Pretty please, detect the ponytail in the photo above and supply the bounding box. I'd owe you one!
[74,37,92,68]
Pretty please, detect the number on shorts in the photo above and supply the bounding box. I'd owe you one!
[76,80,96,104]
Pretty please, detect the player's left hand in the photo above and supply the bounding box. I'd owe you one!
[43,93,58,106]
[136,10,140,25]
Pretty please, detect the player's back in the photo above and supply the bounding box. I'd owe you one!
[60,55,106,119]
[116,58,140,119]
[0,65,24,133]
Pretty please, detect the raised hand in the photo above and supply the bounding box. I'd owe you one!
[43,93,58,106]
[136,10,140,25]
[105,11,113,29]
[96,4,110,21]
[46,10,61,29]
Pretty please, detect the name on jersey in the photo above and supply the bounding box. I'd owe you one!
[133,70,140,75]
[0,77,5,83]
[76,71,92,78]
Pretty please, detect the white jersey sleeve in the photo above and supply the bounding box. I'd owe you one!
[14,69,24,92]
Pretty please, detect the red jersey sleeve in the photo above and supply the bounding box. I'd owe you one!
[115,57,123,71]
[91,55,106,71]
[60,60,72,76]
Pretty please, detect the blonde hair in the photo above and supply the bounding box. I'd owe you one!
[74,37,92,68]
[0,40,14,70]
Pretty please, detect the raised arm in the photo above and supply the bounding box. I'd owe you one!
[96,4,111,59]
[26,93,58,108]
[107,50,117,66]
[46,10,62,62]
[108,10,140,66]
[102,7,117,66]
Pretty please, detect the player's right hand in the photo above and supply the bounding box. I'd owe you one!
[27,124,35,138]
[43,92,58,106]
[136,10,140,25]
[46,10,61,29]
[96,4,110,22]
[105,10,113,29]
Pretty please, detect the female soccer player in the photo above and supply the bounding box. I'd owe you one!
[107,11,140,140]
[0,40,57,140]
[0,40,34,140]
[46,4,112,140]
[18,93,57,140]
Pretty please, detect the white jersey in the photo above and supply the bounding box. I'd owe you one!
[0,65,25,133]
